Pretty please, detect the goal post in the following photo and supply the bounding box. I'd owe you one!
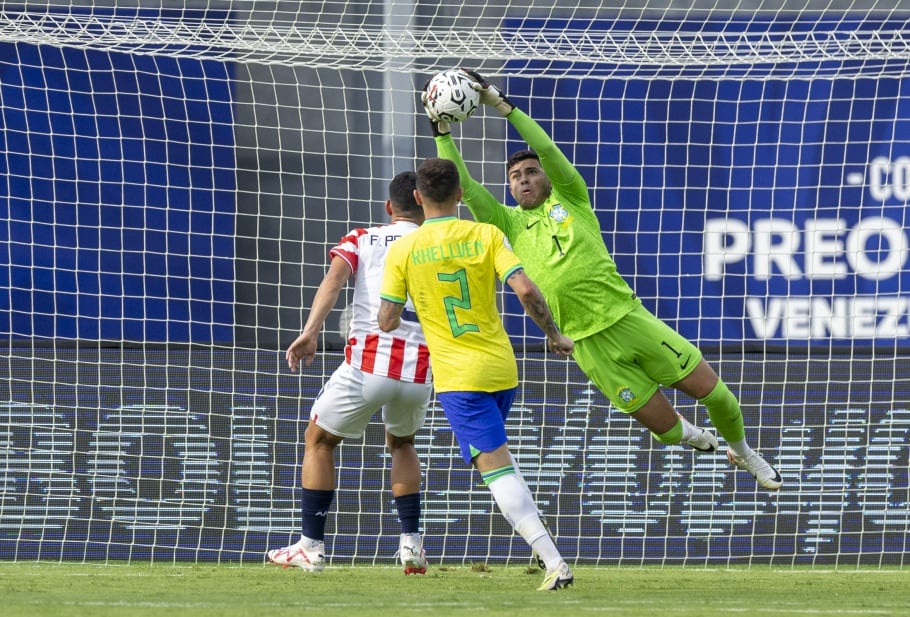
[1,2,910,567]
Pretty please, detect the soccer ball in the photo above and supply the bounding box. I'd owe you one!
[424,69,480,123]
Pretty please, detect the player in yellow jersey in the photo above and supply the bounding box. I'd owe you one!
[379,158,575,591]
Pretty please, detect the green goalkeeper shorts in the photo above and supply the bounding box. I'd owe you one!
[572,303,702,413]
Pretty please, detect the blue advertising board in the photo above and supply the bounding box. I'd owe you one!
[0,347,907,565]
[503,17,910,346]
[0,22,236,343]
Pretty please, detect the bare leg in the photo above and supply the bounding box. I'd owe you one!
[386,431,421,497]
[300,422,343,490]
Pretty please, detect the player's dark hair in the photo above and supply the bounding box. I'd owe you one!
[507,149,539,172]
[388,170,420,215]
[416,158,460,204]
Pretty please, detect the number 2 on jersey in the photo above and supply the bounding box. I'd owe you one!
[437,269,480,337]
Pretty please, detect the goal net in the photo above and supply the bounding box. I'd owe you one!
[2,1,909,567]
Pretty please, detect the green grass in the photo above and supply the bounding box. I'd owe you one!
[1,562,909,617]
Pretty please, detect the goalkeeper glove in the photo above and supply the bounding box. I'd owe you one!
[460,68,515,117]
[420,79,451,137]
[428,117,450,138]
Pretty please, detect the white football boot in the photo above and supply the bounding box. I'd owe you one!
[398,532,427,575]
[267,535,325,572]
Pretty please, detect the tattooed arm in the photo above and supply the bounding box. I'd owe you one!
[505,269,573,356]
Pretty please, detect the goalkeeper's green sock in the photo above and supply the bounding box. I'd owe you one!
[651,415,709,446]
[700,379,749,456]
[652,418,684,445]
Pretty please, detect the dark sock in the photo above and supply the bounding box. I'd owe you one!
[300,487,335,541]
[394,492,421,534]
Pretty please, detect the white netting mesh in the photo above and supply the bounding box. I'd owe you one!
[2,1,909,567]
[2,4,910,78]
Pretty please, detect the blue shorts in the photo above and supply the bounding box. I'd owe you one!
[436,388,516,464]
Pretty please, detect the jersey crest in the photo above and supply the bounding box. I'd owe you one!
[618,387,637,405]
[548,204,569,223]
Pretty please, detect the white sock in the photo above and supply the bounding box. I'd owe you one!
[508,453,543,517]
[527,532,563,571]
[727,439,752,458]
[487,473,562,569]
[679,416,701,442]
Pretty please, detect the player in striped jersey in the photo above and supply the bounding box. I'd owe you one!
[267,171,432,575]
[423,70,782,491]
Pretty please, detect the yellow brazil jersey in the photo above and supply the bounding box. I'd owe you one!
[380,216,522,393]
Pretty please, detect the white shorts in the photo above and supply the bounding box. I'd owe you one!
[309,361,432,439]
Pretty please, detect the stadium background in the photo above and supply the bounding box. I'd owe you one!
[1,1,909,565]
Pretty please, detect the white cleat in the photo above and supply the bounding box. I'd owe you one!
[683,426,719,452]
[538,561,574,591]
[267,536,325,572]
[398,533,427,575]
[727,449,783,490]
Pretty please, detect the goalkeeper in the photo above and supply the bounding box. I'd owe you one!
[422,69,782,490]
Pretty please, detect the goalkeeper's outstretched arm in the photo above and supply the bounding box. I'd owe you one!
[433,134,506,225]
[461,69,583,195]
[506,110,579,189]
[420,77,506,226]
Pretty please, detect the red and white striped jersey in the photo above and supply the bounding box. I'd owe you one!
[329,220,431,384]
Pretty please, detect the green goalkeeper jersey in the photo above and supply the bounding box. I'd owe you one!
[436,109,640,340]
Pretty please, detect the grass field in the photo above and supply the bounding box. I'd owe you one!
[2,562,909,617]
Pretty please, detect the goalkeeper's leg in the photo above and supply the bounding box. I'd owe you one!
[674,360,783,490]
[575,317,781,490]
